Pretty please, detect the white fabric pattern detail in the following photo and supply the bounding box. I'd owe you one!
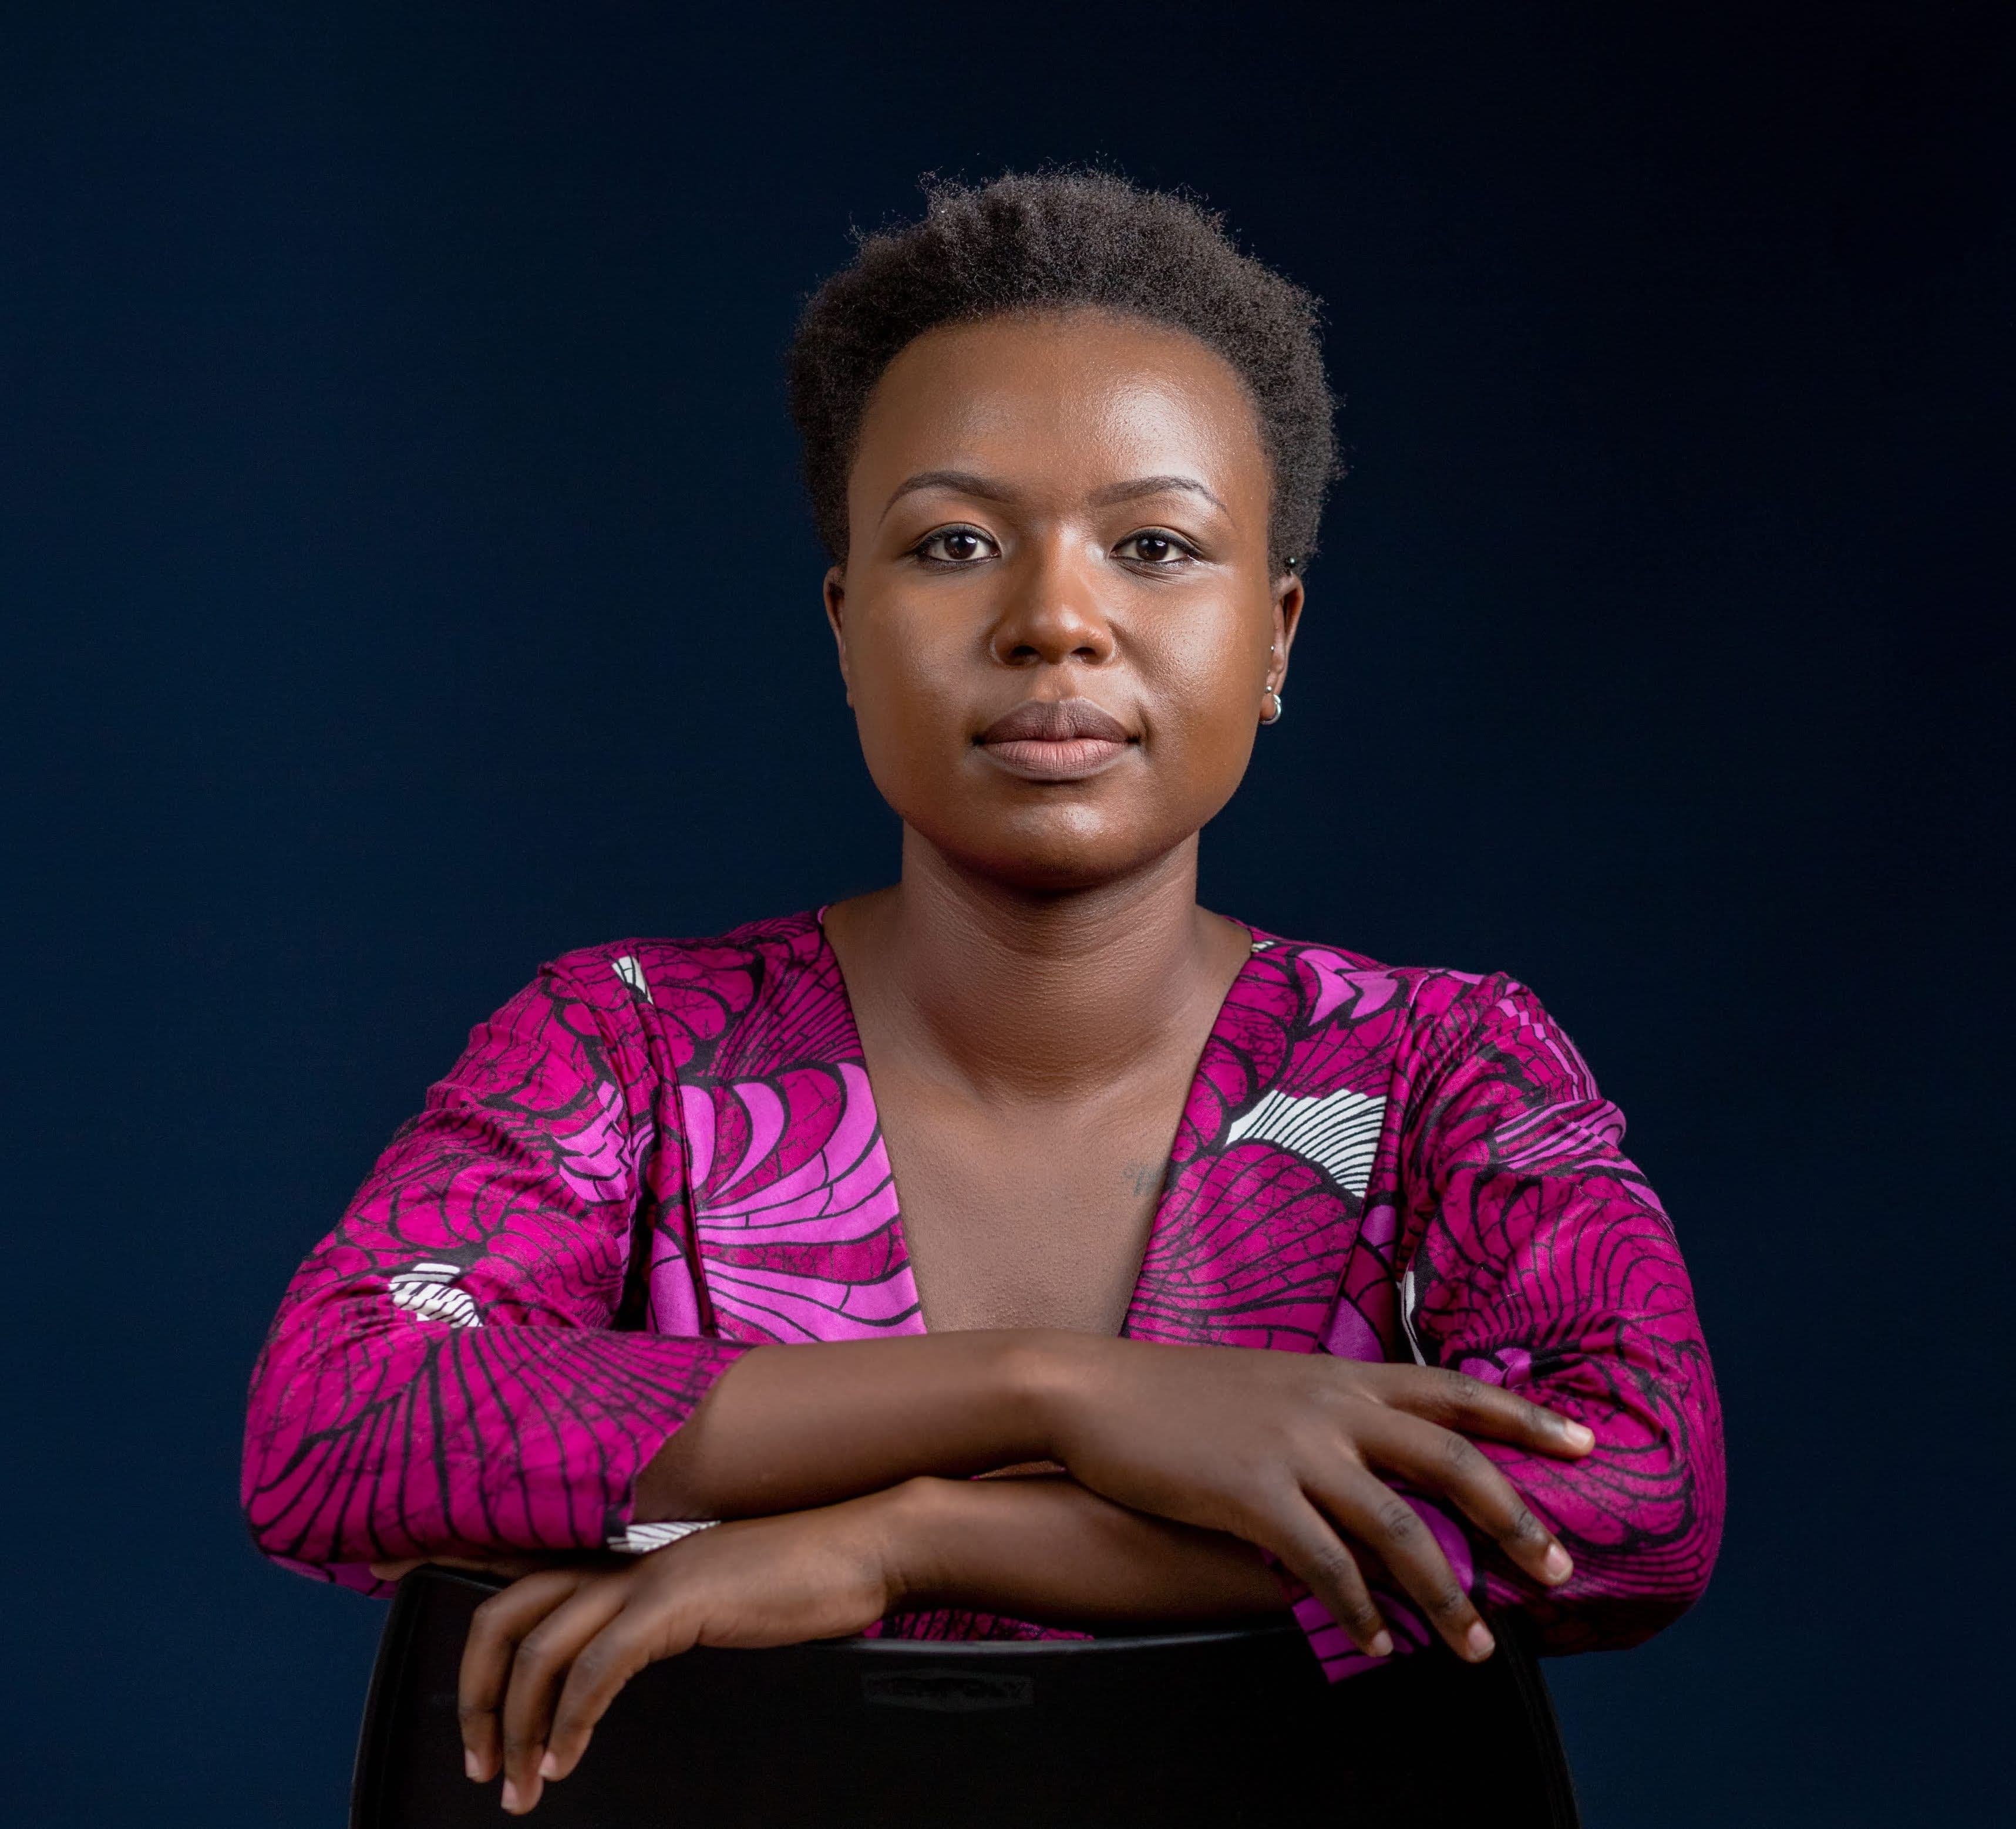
[609,1518,719,1554]
[388,1261,482,1329]
[1225,1087,1386,1198]
[612,955,654,1002]
[1399,1265,1428,1366]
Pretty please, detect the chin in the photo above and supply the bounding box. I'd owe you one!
[921,805,1192,895]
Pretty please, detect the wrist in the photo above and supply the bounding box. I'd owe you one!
[863,1476,971,1612]
[997,1328,1110,1462]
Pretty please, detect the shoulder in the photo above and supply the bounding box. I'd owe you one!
[1240,928,1506,1037]
[537,910,843,1076]
[542,910,822,999]
[1237,930,1586,1095]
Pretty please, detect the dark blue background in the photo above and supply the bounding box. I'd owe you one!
[5,3,2010,1821]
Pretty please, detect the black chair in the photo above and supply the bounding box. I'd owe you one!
[353,1565,1580,1828]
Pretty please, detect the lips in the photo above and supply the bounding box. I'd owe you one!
[976,699,1135,782]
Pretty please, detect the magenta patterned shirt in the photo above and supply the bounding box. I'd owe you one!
[243,911,1724,1679]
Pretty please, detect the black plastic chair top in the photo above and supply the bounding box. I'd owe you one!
[354,1565,1580,1828]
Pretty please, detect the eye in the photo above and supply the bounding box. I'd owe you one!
[1113,529,1198,567]
[912,526,999,565]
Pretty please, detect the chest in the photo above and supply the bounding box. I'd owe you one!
[868,1067,1190,1335]
[653,932,1395,1358]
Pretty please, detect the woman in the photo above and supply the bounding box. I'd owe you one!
[244,171,1723,1817]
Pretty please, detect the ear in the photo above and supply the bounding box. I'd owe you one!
[1267,572,1306,692]
[823,565,854,707]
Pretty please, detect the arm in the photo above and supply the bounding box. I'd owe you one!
[633,1332,1058,1520]
[459,1475,1288,1814]
[1397,978,1725,1653]
[894,1473,1285,1622]
[241,963,749,1584]
[641,1319,1591,1667]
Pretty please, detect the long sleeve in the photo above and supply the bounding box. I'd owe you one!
[241,961,747,1591]
[1396,976,1725,1653]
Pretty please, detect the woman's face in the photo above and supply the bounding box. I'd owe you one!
[827,309,1301,892]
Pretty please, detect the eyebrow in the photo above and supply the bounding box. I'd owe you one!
[880,469,1229,521]
[881,469,1020,519]
[1089,474,1229,516]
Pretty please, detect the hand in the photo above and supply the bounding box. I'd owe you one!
[457,1492,906,1815]
[1035,1339,1594,1663]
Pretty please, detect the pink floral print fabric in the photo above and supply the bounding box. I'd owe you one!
[243,911,1723,1676]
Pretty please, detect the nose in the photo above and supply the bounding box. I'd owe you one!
[987,537,1116,669]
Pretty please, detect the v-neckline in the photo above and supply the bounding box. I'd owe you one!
[809,908,1268,1340]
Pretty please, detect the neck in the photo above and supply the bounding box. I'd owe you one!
[826,828,1250,1103]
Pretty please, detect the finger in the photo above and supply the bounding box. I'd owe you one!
[1373,1365,1594,1458]
[458,1571,587,1788]
[498,1579,631,1813]
[369,1558,423,1582]
[1253,1488,1394,1659]
[541,1606,700,1783]
[1311,1464,1493,1662]
[1359,1412,1574,1588]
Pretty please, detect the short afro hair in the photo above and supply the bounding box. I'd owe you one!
[788,170,1337,572]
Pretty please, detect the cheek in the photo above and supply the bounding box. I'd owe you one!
[845,614,964,783]
[1139,615,1269,781]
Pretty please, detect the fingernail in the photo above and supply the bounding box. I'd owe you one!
[539,1752,561,1779]
[1542,1543,1572,1581]
[1466,1622,1496,1659]
[465,1749,483,1781]
[500,1779,521,1813]
[1369,1630,1394,1658]
[1561,1422,1594,1451]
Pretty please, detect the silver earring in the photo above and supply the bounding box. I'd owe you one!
[1261,688,1284,725]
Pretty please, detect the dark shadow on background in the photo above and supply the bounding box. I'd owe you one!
[4,4,2009,1823]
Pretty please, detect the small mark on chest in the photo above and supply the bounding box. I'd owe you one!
[1122,1160,1173,1200]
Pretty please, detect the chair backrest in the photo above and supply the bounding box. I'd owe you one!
[353,1565,1580,1828]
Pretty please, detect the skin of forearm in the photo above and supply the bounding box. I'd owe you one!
[635,1330,1088,1522]
[880,1474,1289,1625]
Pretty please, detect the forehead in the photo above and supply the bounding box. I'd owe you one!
[849,311,1268,511]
